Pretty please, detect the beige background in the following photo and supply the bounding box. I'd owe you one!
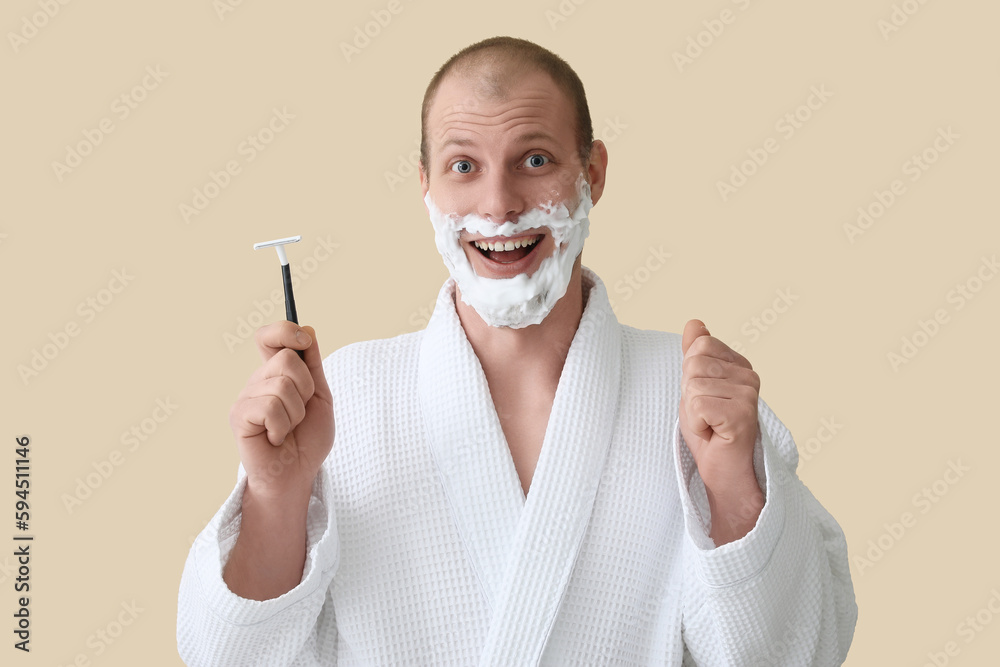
[3,0,998,664]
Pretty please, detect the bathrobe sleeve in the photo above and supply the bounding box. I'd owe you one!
[672,396,858,665]
[176,460,340,666]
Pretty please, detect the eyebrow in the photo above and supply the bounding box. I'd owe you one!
[437,131,560,153]
[512,131,559,146]
[438,137,475,152]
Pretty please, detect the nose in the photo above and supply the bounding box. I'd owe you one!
[476,169,526,225]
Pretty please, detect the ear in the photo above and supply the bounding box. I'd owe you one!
[419,161,430,211]
[586,140,609,206]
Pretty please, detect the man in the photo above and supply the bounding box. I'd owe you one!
[178,36,857,665]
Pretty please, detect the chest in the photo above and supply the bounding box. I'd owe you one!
[329,372,685,664]
[492,391,553,497]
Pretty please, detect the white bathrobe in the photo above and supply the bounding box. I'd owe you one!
[177,266,857,666]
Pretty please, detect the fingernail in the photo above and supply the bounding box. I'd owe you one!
[296,329,311,345]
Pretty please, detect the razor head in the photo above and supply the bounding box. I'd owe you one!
[253,235,301,266]
[253,235,302,250]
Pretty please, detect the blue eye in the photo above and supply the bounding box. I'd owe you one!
[451,160,473,174]
[524,154,549,168]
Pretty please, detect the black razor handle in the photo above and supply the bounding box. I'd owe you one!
[282,264,305,360]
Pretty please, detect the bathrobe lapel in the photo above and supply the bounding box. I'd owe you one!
[417,267,622,665]
[417,275,526,613]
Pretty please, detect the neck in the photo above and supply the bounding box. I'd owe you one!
[455,258,586,385]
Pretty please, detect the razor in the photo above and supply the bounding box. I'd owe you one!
[253,235,304,359]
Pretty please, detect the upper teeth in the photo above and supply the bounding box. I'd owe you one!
[473,235,540,252]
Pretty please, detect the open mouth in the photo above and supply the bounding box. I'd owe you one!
[470,234,542,265]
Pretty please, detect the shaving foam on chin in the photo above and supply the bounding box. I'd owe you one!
[425,174,593,329]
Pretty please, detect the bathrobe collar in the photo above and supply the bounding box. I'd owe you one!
[417,265,622,664]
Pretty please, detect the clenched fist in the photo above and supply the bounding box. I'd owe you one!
[229,322,335,502]
[679,319,764,544]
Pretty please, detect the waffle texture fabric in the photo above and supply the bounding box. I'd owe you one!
[178,265,857,665]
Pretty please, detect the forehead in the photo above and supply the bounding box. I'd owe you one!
[427,68,575,151]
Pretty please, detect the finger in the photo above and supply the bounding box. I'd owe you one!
[681,319,710,356]
[684,334,754,370]
[298,325,332,404]
[684,377,757,402]
[684,376,758,425]
[255,321,313,364]
[688,394,732,440]
[252,348,316,405]
[243,375,308,431]
[682,357,760,392]
[681,392,712,441]
[231,395,293,446]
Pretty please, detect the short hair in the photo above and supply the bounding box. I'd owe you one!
[419,36,594,176]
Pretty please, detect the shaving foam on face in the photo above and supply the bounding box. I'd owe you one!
[425,173,593,328]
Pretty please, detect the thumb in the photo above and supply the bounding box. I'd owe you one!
[681,319,710,356]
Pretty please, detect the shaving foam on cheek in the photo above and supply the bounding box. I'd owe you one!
[425,173,593,329]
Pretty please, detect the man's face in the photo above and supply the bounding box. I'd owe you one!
[420,68,604,281]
